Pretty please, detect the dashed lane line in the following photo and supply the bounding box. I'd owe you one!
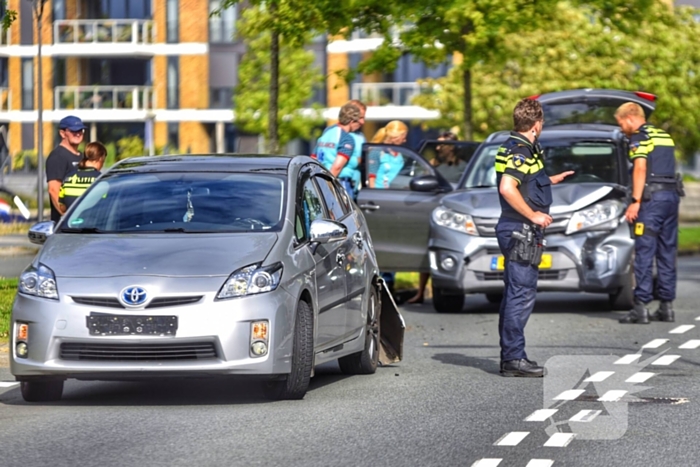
[494,431,530,446]
[669,325,695,334]
[642,339,669,349]
[679,340,700,349]
[597,390,628,402]
[652,355,681,366]
[569,410,602,423]
[584,371,615,382]
[626,372,656,383]
[543,433,576,448]
[614,354,641,364]
[471,459,502,467]
[525,460,555,467]
[553,389,585,401]
[525,409,559,422]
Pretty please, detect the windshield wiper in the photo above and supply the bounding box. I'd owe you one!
[59,227,107,234]
[162,228,218,233]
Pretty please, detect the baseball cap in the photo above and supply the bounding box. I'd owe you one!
[59,115,87,132]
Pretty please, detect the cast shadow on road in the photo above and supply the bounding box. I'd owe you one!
[431,353,501,375]
[0,362,351,407]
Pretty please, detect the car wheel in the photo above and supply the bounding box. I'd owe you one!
[263,300,314,401]
[433,288,465,313]
[485,293,503,304]
[609,268,635,311]
[20,380,64,402]
[338,287,380,375]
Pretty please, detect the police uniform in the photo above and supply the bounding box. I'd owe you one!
[311,125,357,197]
[494,132,552,372]
[620,123,680,323]
[59,167,101,212]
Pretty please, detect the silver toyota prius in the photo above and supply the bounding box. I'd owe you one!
[11,155,404,402]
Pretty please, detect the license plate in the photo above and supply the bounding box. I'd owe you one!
[490,254,552,270]
[87,313,178,336]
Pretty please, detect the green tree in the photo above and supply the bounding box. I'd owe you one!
[233,6,325,150]
[354,0,656,140]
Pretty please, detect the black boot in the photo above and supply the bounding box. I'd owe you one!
[619,301,650,324]
[500,359,546,377]
[650,301,675,322]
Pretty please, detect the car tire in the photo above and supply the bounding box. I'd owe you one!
[485,293,503,304]
[433,288,465,313]
[20,380,64,402]
[338,287,380,375]
[609,269,635,310]
[263,300,314,401]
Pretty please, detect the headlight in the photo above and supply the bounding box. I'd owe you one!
[566,200,624,235]
[19,263,58,300]
[217,263,283,300]
[432,206,479,236]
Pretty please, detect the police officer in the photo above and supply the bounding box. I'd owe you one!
[615,102,681,324]
[495,98,573,377]
[311,102,363,198]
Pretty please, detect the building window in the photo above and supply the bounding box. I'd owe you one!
[166,0,179,43]
[21,58,34,110]
[52,0,65,20]
[209,1,236,43]
[167,57,179,109]
[210,87,233,109]
[167,122,179,153]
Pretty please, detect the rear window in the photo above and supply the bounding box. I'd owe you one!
[63,172,286,233]
[543,101,620,126]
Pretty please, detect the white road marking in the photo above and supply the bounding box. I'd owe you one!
[584,371,615,382]
[570,410,602,423]
[553,389,585,401]
[614,354,641,364]
[526,460,554,467]
[494,431,530,446]
[598,390,628,402]
[642,338,669,349]
[669,325,695,334]
[525,409,559,422]
[471,460,502,467]
[626,372,656,383]
[679,340,700,350]
[544,433,576,447]
[652,355,681,366]
[0,382,19,388]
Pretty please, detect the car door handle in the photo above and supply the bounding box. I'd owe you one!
[336,252,345,266]
[359,203,380,211]
[353,231,364,249]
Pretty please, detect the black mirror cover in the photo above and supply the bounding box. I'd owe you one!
[410,175,441,192]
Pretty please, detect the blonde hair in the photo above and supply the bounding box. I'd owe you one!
[615,102,645,119]
[370,121,408,143]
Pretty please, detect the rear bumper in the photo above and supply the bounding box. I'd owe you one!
[429,221,634,294]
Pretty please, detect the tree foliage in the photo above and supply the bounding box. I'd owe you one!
[233,6,325,149]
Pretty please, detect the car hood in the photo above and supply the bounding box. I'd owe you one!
[38,233,279,278]
[443,183,622,217]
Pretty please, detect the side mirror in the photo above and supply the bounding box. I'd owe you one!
[310,219,348,245]
[28,221,55,245]
[410,175,441,192]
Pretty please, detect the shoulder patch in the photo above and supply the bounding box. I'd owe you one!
[630,141,640,153]
[513,154,525,167]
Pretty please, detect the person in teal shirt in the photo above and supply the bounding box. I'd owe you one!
[368,121,408,189]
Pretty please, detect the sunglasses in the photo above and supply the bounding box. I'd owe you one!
[64,129,85,135]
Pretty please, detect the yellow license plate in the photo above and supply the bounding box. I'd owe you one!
[491,254,552,270]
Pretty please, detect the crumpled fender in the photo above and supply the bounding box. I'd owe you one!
[377,278,405,365]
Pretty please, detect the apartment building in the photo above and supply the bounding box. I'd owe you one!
[0,0,446,159]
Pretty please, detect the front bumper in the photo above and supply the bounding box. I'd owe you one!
[429,221,634,295]
[10,277,297,381]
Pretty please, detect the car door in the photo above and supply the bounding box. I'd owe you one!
[355,144,452,272]
[298,173,347,348]
[417,140,481,186]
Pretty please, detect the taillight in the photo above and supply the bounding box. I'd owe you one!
[634,91,656,102]
[527,94,541,100]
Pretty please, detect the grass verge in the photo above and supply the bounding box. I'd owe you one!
[0,222,31,236]
[0,278,18,340]
[679,226,700,255]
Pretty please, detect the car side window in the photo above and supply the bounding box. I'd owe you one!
[296,177,325,242]
[364,145,432,190]
[315,176,347,220]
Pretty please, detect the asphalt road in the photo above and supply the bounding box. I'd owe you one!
[1,258,700,467]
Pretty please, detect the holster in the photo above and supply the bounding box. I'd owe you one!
[509,224,545,266]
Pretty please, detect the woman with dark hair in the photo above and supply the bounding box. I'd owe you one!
[58,141,107,215]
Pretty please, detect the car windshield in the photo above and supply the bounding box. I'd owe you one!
[62,172,286,233]
[461,141,619,188]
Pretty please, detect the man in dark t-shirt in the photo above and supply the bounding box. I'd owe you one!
[46,115,86,222]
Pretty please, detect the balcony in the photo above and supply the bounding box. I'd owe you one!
[52,19,156,57]
[54,86,154,121]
